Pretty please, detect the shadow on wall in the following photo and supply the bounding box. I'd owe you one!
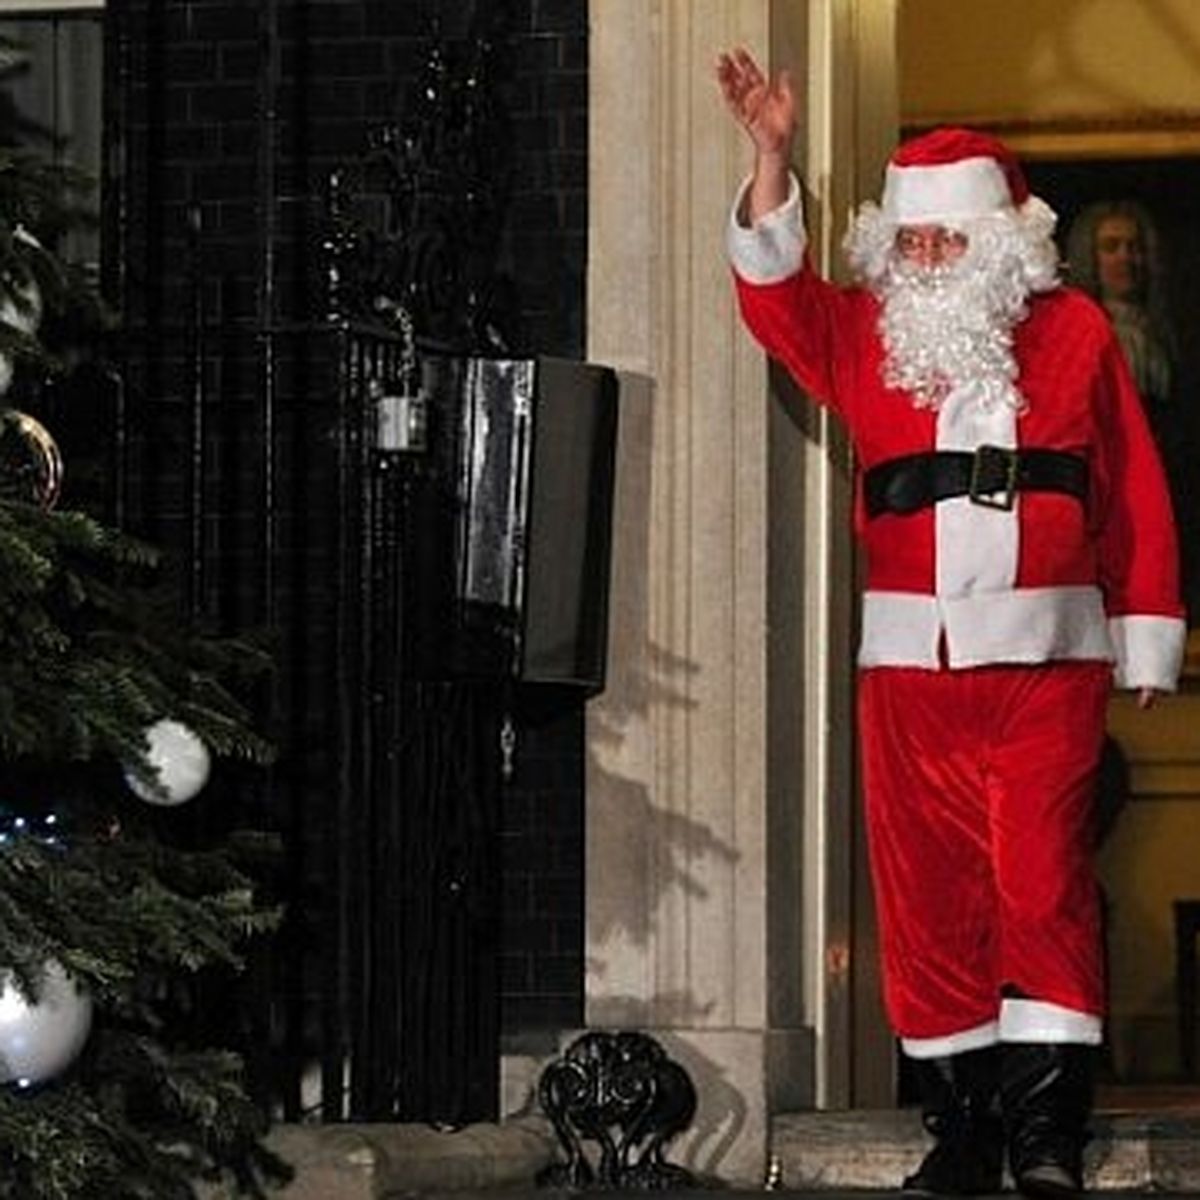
[666,1030,752,1181]
[583,371,740,966]
[588,686,739,964]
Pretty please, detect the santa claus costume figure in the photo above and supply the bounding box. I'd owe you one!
[717,49,1185,1200]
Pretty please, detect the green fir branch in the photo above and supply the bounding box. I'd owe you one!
[0,71,286,1197]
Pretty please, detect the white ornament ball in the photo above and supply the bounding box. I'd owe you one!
[0,960,93,1087]
[124,718,212,806]
[0,272,43,338]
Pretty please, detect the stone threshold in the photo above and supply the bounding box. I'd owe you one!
[198,1115,559,1200]
[197,1106,1200,1196]
[772,1108,1200,1193]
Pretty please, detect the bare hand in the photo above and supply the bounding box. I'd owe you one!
[715,48,796,159]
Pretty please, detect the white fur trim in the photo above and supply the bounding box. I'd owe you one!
[999,999,1102,1045]
[1108,614,1187,692]
[858,586,1114,670]
[934,391,1019,599]
[859,592,941,667]
[726,172,805,284]
[883,156,1014,224]
[940,586,1113,668]
[934,493,1018,611]
[902,1020,1000,1059]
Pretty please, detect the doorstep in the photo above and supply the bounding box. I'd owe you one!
[197,1106,1200,1196]
[197,1115,558,1200]
[770,1107,1200,1192]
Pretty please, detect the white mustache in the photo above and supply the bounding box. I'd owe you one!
[878,256,1027,413]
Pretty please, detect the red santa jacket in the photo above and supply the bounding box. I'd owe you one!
[727,177,1186,690]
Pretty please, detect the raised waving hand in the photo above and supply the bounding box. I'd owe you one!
[715,47,796,158]
[715,47,796,220]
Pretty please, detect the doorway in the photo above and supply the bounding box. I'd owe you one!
[898,0,1200,1107]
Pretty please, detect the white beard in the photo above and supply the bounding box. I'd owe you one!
[878,253,1029,413]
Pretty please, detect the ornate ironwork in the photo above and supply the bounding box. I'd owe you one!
[537,1031,699,1190]
[322,2,518,352]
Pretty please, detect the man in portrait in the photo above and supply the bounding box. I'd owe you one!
[1067,199,1195,617]
[1066,200,1179,469]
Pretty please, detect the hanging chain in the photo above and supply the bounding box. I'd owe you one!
[372,299,427,455]
[499,713,517,783]
[393,301,418,400]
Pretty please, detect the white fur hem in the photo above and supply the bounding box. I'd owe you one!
[858,586,1114,670]
[999,999,1102,1045]
[726,172,805,284]
[859,591,942,666]
[1108,614,1186,692]
[901,1020,1000,1059]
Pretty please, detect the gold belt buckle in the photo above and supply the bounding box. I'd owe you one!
[969,444,1018,510]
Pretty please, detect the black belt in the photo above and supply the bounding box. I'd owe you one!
[863,446,1088,518]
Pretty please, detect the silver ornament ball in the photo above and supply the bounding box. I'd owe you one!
[124,718,212,806]
[0,960,93,1087]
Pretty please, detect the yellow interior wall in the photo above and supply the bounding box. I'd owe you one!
[1102,694,1200,1078]
[1098,795,1200,1079]
[900,0,1200,126]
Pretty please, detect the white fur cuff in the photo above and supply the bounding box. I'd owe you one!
[999,999,1102,1045]
[725,172,805,284]
[901,1020,1000,1059]
[1108,614,1187,691]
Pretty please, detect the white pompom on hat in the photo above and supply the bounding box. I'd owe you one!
[881,127,1035,225]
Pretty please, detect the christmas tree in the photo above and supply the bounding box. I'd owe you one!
[0,34,287,1200]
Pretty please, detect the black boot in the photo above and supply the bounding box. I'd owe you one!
[902,1046,1004,1195]
[1000,1042,1093,1199]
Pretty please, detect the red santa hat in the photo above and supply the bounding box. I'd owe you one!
[881,127,1033,225]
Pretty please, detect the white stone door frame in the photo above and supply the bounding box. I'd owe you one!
[584,0,898,1180]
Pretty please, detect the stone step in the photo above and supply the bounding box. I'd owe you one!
[771,1108,1200,1193]
[195,1107,1200,1196]
[197,1115,558,1200]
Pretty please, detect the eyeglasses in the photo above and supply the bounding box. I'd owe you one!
[894,227,969,260]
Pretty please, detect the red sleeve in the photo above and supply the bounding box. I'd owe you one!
[1092,333,1184,621]
[732,260,868,418]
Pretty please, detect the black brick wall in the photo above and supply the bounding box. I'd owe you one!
[111,0,588,1063]
[501,690,586,1033]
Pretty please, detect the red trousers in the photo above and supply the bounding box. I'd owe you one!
[859,661,1111,1044]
